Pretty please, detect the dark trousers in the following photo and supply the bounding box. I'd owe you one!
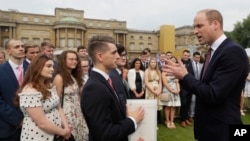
[0,129,21,141]
[180,90,192,121]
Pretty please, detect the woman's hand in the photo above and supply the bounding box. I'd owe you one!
[62,127,71,140]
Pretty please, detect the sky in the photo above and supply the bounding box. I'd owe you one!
[0,0,249,31]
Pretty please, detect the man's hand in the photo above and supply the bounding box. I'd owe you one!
[127,106,144,124]
[163,58,188,79]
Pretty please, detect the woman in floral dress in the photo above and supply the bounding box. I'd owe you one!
[53,50,89,141]
[161,56,181,129]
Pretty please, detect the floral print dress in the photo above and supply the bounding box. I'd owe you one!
[62,77,89,141]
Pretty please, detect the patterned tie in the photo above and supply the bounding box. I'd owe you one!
[17,65,23,85]
[107,77,120,100]
[107,77,114,89]
[202,48,212,79]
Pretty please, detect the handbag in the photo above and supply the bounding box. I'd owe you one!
[158,92,171,102]
[53,87,75,141]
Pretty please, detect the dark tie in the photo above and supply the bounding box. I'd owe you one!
[202,48,212,79]
[195,62,199,79]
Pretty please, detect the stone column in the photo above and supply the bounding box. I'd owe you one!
[65,28,68,48]
[13,27,16,39]
[56,28,59,48]
[9,27,12,39]
[74,28,76,48]
[81,30,84,45]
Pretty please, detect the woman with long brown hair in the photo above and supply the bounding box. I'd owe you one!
[53,50,88,141]
[16,54,71,141]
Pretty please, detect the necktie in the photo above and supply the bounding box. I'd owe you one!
[107,77,119,100]
[202,48,212,79]
[107,77,114,89]
[195,62,199,79]
[17,65,23,85]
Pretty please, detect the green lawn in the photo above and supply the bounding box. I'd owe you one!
[157,109,250,141]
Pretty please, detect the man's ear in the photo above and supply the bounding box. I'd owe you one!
[5,48,10,55]
[96,52,103,62]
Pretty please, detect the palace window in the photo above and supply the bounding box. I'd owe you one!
[34,18,39,23]
[89,22,93,27]
[106,23,110,28]
[130,42,134,50]
[45,19,50,24]
[33,38,40,44]
[22,17,28,22]
[98,22,102,27]
[139,43,144,49]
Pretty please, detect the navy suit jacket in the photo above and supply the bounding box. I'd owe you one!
[109,69,130,103]
[0,61,28,138]
[182,38,249,141]
[81,71,135,141]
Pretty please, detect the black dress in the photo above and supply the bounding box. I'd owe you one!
[130,72,144,99]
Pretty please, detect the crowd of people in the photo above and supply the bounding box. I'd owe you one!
[0,8,249,141]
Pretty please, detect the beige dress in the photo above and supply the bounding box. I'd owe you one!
[145,71,162,109]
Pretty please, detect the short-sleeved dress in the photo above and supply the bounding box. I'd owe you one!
[159,76,181,107]
[19,86,61,141]
[62,77,89,141]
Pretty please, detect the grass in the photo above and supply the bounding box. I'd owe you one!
[157,108,250,141]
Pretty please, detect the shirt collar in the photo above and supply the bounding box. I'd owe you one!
[9,59,23,69]
[92,67,109,80]
[210,34,227,52]
[116,68,122,75]
[26,58,31,63]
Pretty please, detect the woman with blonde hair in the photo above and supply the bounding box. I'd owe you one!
[145,57,162,99]
[144,57,162,124]
[53,50,89,141]
[16,55,71,141]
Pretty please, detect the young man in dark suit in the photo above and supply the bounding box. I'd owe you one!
[109,44,130,105]
[165,9,249,141]
[0,39,28,141]
[81,35,144,141]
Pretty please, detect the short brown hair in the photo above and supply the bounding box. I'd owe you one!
[77,45,86,52]
[87,35,115,63]
[40,41,54,50]
[24,42,40,53]
[198,9,223,29]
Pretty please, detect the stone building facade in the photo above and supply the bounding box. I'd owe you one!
[0,7,202,60]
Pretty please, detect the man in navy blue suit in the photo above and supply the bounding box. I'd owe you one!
[165,9,249,141]
[0,39,28,141]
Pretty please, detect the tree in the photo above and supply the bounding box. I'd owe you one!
[231,14,250,48]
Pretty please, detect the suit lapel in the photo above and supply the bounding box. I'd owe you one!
[90,71,126,116]
[202,38,231,81]
[4,62,19,87]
